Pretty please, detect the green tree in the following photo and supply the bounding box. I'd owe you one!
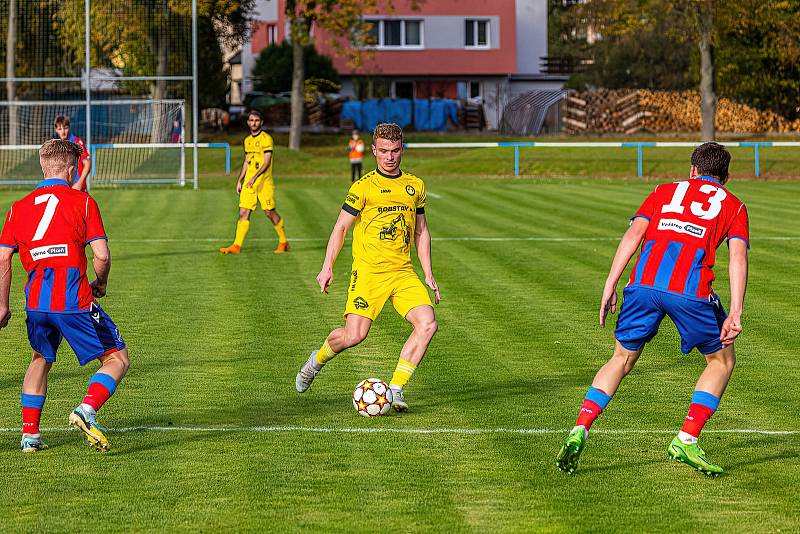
[197,15,229,109]
[252,41,339,93]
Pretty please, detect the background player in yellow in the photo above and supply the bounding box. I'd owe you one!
[220,110,289,254]
[295,123,441,411]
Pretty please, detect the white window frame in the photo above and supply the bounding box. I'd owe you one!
[465,19,490,49]
[364,18,425,50]
[267,24,277,45]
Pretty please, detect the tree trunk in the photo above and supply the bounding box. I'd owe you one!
[289,27,305,151]
[6,0,17,145]
[698,3,716,141]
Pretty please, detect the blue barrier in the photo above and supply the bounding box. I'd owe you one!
[405,141,797,177]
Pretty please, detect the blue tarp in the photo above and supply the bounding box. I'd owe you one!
[341,99,459,132]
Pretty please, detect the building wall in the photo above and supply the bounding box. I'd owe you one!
[516,0,547,75]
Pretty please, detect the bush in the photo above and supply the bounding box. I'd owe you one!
[252,42,340,94]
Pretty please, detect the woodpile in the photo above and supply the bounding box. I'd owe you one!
[305,95,347,127]
[564,89,800,134]
[458,102,486,131]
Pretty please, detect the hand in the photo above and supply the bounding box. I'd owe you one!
[90,279,107,298]
[720,314,742,346]
[246,178,256,188]
[599,286,618,327]
[425,274,441,304]
[316,267,333,294]
[236,181,243,194]
[0,307,10,329]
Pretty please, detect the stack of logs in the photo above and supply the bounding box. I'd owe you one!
[564,89,800,134]
[305,96,347,127]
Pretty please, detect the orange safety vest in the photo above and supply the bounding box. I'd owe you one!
[348,138,365,162]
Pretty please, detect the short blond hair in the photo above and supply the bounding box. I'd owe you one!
[39,139,83,177]
[372,123,403,144]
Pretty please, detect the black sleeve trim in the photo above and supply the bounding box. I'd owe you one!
[263,150,273,154]
[416,207,425,214]
[342,203,360,216]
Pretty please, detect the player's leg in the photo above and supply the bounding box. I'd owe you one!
[389,304,437,411]
[296,314,372,392]
[666,295,733,475]
[265,209,288,253]
[61,306,127,451]
[557,286,661,473]
[21,313,61,452]
[220,198,254,253]
[21,352,53,452]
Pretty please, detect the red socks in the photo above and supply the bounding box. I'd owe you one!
[681,403,715,438]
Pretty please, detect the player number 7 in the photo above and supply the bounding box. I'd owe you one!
[32,194,60,241]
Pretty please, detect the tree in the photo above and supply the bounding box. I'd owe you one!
[252,41,339,93]
[284,1,420,150]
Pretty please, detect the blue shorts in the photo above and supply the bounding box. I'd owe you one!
[614,285,727,355]
[26,303,126,366]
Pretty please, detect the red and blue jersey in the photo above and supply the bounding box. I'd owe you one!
[0,179,107,313]
[68,133,90,191]
[628,176,749,300]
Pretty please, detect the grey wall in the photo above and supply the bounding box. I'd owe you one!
[516,0,547,74]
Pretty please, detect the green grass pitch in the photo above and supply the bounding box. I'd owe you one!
[0,150,798,531]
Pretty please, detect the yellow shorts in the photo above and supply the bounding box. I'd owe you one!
[344,266,433,321]
[239,180,275,211]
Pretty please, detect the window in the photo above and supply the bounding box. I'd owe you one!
[363,19,424,48]
[393,81,415,99]
[457,81,482,100]
[267,25,277,45]
[465,19,489,48]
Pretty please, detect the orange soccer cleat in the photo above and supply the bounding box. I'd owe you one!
[219,244,241,254]
[274,242,290,254]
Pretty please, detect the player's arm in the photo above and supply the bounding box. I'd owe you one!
[414,212,440,304]
[73,158,91,191]
[89,238,111,298]
[0,246,13,328]
[236,153,248,193]
[316,209,357,293]
[600,217,649,326]
[720,238,748,346]
[246,151,272,187]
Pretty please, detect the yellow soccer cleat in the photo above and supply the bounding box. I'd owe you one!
[219,244,241,254]
[69,406,111,452]
[274,242,290,254]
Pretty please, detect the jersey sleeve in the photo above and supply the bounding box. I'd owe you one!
[631,185,659,222]
[342,180,366,216]
[0,207,17,249]
[85,197,107,243]
[727,203,750,249]
[263,134,274,153]
[416,181,426,214]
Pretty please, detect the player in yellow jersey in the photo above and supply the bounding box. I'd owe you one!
[220,110,289,254]
[295,123,441,411]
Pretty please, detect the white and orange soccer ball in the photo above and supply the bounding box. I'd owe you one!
[352,378,393,417]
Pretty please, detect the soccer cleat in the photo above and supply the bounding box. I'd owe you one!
[20,434,48,453]
[219,244,241,254]
[295,351,321,393]
[390,387,409,412]
[556,426,587,474]
[274,242,290,254]
[69,406,111,452]
[667,436,724,476]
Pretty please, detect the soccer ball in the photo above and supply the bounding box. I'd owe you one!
[352,378,393,417]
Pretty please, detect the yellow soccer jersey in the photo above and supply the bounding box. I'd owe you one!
[243,131,274,183]
[343,169,426,271]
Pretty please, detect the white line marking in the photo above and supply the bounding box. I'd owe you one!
[427,191,443,199]
[111,236,800,244]
[1,426,797,435]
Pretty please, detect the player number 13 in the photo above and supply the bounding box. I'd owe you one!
[661,181,726,220]
[32,194,60,241]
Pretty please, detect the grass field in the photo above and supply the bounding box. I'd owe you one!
[0,148,799,531]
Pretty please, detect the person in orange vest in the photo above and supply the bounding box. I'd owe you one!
[347,129,365,182]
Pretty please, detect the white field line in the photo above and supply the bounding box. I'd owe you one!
[427,191,443,199]
[112,236,800,244]
[0,426,797,435]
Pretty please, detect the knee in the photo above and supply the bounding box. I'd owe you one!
[610,349,639,374]
[418,319,438,340]
[113,349,130,375]
[238,210,250,221]
[707,349,735,374]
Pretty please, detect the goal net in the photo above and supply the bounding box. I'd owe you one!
[0,99,186,186]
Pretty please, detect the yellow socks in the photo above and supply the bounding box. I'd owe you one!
[389,358,417,390]
[274,217,287,244]
[315,339,338,366]
[234,220,250,247]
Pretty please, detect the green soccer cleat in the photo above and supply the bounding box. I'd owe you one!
[556,426,587,474]
[69,406,111,452]
[667,436,723,476]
